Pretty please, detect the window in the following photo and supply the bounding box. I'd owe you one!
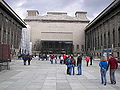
[76,45,79,49]
[81,45,84,51]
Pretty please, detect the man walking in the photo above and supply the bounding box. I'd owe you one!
[108,54,118,84]
[77,54,82,75]
[71,56,76,75]
[90,56,93,65]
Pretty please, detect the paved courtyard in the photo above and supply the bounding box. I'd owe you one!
[0,58,120,90]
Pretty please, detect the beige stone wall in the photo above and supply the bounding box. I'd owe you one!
[26,21,88,53]
[25,11,89,53]
[41,32,73,41]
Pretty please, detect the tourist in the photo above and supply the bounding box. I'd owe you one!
[77,54,82,75]
[99,56,108,85]
[27,54,32,65]
[90,56,93,65]
[60,55,64,64]
[63,54,67,64]
[71,56,76,75]
[108,54,118,84]
[66,56,71,75]
[21,54,27,65]
[85,56,90,66]
[50,55,54,64]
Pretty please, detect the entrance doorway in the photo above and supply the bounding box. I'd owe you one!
[40,41,73,54]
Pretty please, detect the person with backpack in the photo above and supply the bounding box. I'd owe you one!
[77,54,82,75]
[99,56,108,85]
[71,56,76,75]
[66,56,71,75]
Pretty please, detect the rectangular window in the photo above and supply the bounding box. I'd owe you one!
[76,45,79,49]
[81,45,84,51]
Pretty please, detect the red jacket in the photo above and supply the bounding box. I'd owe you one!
[108,57,118,69]
[85,56,90,62]
[63,55,67,60]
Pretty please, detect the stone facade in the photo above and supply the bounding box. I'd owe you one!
[0,0,26,55]
[24,11,89,54]
[85,0,120,59]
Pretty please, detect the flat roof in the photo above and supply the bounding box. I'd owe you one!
[0,0,26,28]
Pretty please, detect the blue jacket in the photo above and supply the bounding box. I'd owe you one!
[99,61,108,70]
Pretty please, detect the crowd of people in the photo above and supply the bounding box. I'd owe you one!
[18,53,119,86]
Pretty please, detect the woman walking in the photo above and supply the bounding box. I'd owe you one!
[99,56,108,85]
[71,56,76,75]
[85,56,90,67]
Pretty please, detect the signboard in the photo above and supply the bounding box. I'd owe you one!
[102,49,112,60]
[102,49,112,53]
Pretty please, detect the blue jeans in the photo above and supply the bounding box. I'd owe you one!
[71,65,75,75]
[100,68,107,84]
[50,59,53,64]
[77,64,82,75]
[67,64,72,75]
[55,59,57,64]
[23,60,26,65]
[110,69,116,84]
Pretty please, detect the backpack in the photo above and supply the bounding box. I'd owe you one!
[67,58,71,64]
[71,59,75,64]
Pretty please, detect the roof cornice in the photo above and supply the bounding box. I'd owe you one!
[0,0,26,27]
[85,0,120,30]
[24,19,90,23]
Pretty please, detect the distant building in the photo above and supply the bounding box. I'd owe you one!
[85,0,120,58]
[24,10,89,54]
[20,25,31,54]
[0,0,26,55]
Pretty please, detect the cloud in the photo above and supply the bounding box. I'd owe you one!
[5,0,114,21]
[81,0,114,20]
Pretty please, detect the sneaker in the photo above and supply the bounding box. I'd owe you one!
[104,83,106,85]
[111,82,113,84]
[113,81,116,84]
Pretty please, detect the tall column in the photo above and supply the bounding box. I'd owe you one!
[6,18,9,44]
[9,20,12,47]
[0,13,2,43]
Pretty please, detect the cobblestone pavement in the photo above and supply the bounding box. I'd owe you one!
[0,59,120,90]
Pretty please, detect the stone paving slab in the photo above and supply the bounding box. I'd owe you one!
[0,59,120,90]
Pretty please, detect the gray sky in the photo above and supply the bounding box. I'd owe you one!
[5,0,114,21]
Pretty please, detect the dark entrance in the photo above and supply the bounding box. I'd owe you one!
[41,41,73,54]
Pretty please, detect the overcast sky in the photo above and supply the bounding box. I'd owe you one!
[5,0,114,21]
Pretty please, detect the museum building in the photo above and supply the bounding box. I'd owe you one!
[85,0,120,58]
[0,0,26,55]
[24,10,89,54]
